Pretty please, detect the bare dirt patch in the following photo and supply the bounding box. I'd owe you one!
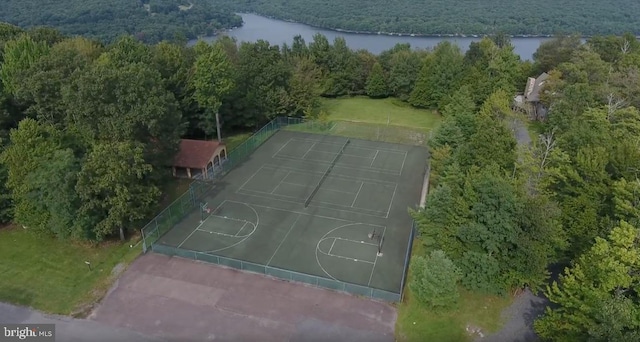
[91,253,397,341]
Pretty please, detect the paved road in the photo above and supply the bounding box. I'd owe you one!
[512,118,532,146]
[475,288,548,342]
[0,302,163,342]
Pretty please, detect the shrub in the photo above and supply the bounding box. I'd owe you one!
[410,250,462,309]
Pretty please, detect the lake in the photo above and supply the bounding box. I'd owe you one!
[194,13,553,60]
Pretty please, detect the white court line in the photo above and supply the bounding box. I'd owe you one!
[325,253,375,265]
[351,182,364,207]
[398,151,408,176]
[177,200,227,248]
[192,212,251,238]
[370,150,379,167]
[385,184,398,219]
[301,142,318,159]
[195,228,238,238]
[236,188,389,218]
[235,221,247,237]
[266,214,302,265]
[368,226,387,286]
[225,200,387,228]
[328,238,336,254]
[288,137,408,153]
[238,165,267,191]
[209,214,250,224]
[310,149,373,161]
[271,138,293,159]
[238,186,390,217]
[333,236,378,247]
[270,171,291,194]
[263,163,400,184]
[280,181,355,195]
[272,154,401,176]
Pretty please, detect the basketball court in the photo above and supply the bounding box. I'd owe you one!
[155,130,428,295]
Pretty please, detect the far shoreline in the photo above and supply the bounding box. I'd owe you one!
[230,12,604,40]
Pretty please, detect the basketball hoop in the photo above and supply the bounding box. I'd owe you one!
[206,208,211,214]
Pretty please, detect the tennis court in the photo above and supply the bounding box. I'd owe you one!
[155,130,428,295]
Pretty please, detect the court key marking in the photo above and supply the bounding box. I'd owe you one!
[204,202,260,254]
[315,223,385,281]
[177,200,227,248]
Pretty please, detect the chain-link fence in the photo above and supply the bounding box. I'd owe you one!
[150,243,401,302]
[282,118,431,146]
[141,118,282,252]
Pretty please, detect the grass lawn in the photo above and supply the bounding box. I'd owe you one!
[223,132,253,151]
[0,226,140,315]
[395,241,513,341]
[396,288,512,342]
[321,96,441,131]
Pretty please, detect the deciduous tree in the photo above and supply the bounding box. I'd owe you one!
[76,142,161,241]
[0,34,49,96]
[192,41,235,139]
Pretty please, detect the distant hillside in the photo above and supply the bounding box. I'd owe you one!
[225,0,640,36]
[0,0,242,44]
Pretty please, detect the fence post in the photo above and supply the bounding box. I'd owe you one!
[189,184,195,206]
[141,228,147,253]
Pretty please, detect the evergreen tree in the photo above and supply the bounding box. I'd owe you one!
[365,62,388,98]
[410,250,462,309]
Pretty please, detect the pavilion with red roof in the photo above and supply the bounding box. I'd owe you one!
[172,139,227,179]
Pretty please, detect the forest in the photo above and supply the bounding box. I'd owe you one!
[224,0,640,36]
[0,0,242,44]
[0,19,639,340]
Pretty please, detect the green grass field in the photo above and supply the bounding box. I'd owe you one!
[321,96,441,130]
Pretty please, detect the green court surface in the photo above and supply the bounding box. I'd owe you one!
[157,130,428,294]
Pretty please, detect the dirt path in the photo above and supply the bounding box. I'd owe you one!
[475,117,548,342]
[475,289,548,342]
[90,253,397,342]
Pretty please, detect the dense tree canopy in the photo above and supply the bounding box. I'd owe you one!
[406,30,640,340]
[223,0,640,36]
[0,0,242,44]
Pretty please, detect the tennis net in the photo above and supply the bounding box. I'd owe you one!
[304,139,350,208]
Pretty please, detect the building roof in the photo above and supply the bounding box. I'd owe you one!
[173,139,223,169]
[524,72,550,102]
